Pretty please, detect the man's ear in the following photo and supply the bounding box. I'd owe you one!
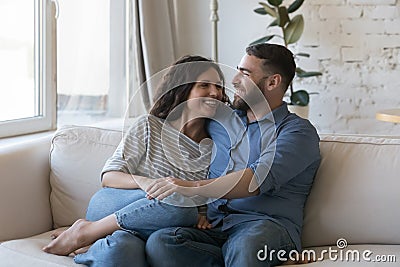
[266,74,281,91]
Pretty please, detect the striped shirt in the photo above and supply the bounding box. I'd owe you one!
[102,114,213,206]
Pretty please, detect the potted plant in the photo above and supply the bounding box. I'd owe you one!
[250,0,322,118]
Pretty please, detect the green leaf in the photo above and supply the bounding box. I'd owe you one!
[296,67,306,75]
[290,90,309,106]
[249,35,276,46]
[278,6,290,27]
[267,0,283,7]
[298,71,323,78]
[295,52,310,58]
[287,0,304,13]
[254,7,267,15]
[268,19,279,27]
[284,14,304,45]
[259,2,277,17]
[296,67,322,78]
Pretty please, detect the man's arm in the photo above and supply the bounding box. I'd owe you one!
[145,168,260,200]
[193,168,260,199]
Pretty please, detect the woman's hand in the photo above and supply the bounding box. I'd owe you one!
[196,215,212,230]
[145,177,196,200]
[133,175,156,191]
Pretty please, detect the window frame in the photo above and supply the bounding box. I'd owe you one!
[0,0,56,138]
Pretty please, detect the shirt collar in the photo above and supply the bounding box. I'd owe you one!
[271,102,290,124]
[233,102,289,125]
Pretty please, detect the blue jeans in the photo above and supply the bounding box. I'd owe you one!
[74,187,198,267]
[146,219,296,267]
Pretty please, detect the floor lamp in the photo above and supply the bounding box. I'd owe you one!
[210,0,219,62]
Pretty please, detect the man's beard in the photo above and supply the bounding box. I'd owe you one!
[232,81,264,111]
[232,95,249,111]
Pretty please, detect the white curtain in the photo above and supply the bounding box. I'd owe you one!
[128,0,178,117]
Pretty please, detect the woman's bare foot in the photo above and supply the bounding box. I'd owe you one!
[42,219,94,256]
[42,215,119,256]
[50,228,66,240]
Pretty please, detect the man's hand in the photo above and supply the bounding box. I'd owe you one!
[196,215,212,230]
[145,177,196,200]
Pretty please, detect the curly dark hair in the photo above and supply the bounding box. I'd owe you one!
[149,55,229,120]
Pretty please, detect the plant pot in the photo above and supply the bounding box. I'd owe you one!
[288,104,309,119]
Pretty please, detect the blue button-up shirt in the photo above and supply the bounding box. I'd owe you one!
[206,102,321,250]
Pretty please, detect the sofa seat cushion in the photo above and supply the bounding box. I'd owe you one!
[0,229,83,267]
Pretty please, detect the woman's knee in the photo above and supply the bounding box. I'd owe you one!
[86,188,146,221]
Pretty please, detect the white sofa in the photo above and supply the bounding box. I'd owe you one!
[0,125,399,266]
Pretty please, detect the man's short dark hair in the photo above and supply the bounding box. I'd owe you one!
[246,43,296,91]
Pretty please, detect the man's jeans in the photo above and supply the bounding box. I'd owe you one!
[146,219,296,267]
[74,187,197,267]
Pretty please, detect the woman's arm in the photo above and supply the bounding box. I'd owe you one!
[102,171,138,188]
[102,171,155,191]
[101,116,150,189]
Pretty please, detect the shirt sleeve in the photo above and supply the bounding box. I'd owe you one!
[101,115,148,179]
[249,121,321,194]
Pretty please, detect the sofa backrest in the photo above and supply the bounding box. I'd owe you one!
[302,135,400,248]
[49,126,122,228]
[49,126,400,248]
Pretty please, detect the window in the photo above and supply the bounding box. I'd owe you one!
[0,0,128,138]
[0,0,56,138]
[56,0,127,127]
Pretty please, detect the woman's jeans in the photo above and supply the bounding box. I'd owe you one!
[74,187,198,267]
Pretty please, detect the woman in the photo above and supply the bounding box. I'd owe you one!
[42,55,229,260]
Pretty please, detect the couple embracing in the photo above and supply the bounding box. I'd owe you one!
[43,43,321,267]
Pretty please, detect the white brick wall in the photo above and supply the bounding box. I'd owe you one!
[181,0,400,135]
[319,6,362,19]
[295,0,400,135]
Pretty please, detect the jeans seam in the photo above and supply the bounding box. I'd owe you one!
[114,212,138,235]
[114,200,159,228]
[171,227,223,260]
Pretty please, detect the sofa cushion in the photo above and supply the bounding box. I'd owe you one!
[0,229,83,267]
[49,126,122,228]
[302,135,400,248]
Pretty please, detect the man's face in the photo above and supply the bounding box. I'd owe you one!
[231,54,268,111]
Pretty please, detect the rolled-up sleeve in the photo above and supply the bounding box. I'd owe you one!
[101,116,148,179]
[250,125,320,194]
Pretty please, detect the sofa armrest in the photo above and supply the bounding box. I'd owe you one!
[0,135,53,242]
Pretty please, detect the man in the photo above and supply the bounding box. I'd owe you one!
[145,43,321,266]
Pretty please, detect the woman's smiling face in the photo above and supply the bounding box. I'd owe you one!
[185,67,224,118]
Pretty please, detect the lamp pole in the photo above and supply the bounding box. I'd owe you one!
[210,0,219,62]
